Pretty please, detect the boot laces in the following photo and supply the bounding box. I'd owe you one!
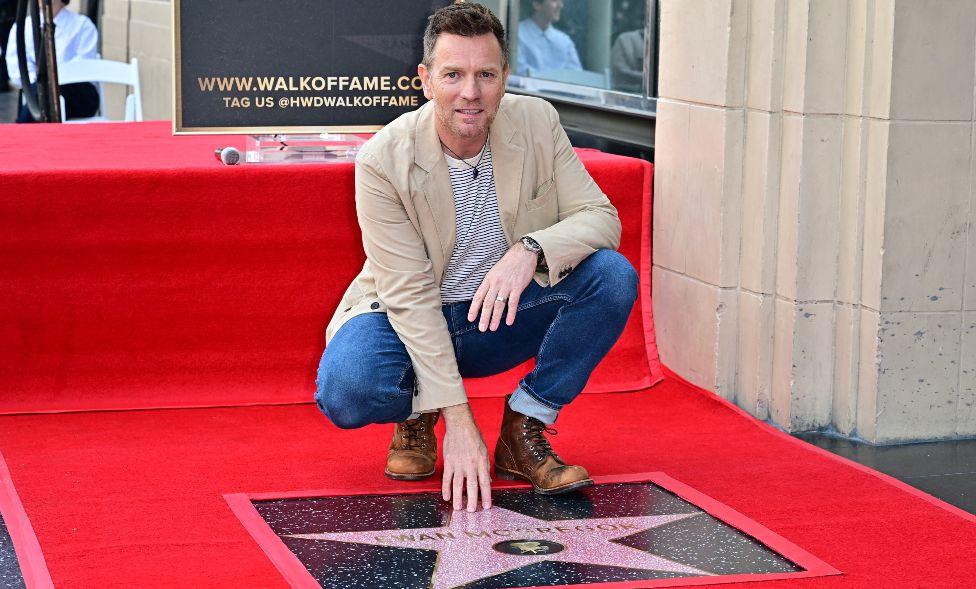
[523,417,559,461]
[401,418,428,447]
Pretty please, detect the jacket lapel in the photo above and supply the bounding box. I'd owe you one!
[488,104,525,244]
[413,103,456,271]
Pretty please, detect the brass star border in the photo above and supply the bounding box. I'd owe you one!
[225,472,842,589]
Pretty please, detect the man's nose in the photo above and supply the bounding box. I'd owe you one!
[460,75,481,100]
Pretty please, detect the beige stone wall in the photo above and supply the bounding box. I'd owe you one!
[654,0,976,443]
[97,0,172,120]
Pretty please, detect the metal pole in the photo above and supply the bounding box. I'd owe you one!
[39,0,61,121]
[28,0,53,120]
[14,0,42,120]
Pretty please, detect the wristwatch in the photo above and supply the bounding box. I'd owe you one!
[519,236,547,270]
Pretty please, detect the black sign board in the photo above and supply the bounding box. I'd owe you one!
[173,0,452,134]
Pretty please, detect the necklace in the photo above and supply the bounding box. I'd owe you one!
[441,139,489,180]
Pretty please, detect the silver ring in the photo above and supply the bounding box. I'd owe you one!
[495,295,506,303]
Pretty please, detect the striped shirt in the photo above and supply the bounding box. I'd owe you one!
[440,142,511,303]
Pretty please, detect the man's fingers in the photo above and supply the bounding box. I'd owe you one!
[489,289,509,331]
[442,468,453,502]
[505,290,521,326]
[466,475,478,512]
[479,287,498,331]
[479,465,492,509]
[468,280,489,322]
[452,472,464,511]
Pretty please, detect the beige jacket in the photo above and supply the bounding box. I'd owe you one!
[325,93,622,412]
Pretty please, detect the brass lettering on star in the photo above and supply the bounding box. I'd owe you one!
[377,532,458,543]
[374,522,640,544]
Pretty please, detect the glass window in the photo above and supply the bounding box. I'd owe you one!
[479,0,503,22]
[507,0,651,96]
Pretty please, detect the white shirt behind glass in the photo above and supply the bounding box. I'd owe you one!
[516,18,582,76]
[5,8,98,88]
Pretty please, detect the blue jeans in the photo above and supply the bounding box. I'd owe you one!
[315,249,638,428]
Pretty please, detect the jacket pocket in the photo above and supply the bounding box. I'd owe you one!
[525,178,555,211]
[340,281,365,312]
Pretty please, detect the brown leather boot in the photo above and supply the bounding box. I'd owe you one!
[385,412,439,480]
[494,399,593,494]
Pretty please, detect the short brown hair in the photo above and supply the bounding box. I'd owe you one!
[422,2,508,68]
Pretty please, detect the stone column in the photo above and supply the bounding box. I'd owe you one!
[654,0,976,443]
[98,0,172,120]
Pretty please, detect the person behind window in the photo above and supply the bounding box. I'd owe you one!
[5,0,99,122]
[0,0,16,91]
[516,0,581,76]
[610,28,643,93]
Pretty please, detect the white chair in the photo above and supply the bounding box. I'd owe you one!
[57,57,143,122]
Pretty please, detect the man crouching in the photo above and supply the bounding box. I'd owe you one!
[315,2,637,512]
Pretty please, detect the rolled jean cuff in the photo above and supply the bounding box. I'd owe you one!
[509,386,559,425]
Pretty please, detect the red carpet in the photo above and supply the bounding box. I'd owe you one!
[0,379,974,588]
[0,122,659,415]
[2,122,974,587]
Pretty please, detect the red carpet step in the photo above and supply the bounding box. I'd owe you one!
[0,381,974,588]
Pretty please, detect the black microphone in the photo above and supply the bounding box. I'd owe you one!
[214,147,241,165]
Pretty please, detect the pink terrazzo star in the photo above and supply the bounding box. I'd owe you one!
[287,507,715,588]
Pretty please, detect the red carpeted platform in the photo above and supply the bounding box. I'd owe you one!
[0,121,659,415]
[1,122,974,588]
[1,382,974,588]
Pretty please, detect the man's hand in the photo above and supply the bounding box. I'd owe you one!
[468,243,537,331]
[441,403,492,512]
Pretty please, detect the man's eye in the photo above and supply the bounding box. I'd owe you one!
[446,72,459,79]
[480,72,495,78]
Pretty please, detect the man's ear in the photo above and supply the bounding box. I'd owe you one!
[418,63,434,101]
